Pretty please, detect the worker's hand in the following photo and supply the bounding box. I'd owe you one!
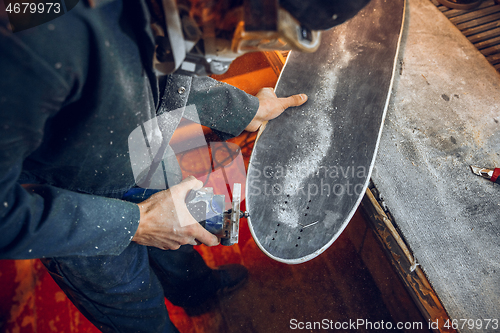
[132,176,219,250]
[245,87,308,132]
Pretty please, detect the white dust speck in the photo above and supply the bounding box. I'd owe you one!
[323,210,342,228]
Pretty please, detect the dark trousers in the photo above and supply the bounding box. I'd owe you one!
[42,244,213,332]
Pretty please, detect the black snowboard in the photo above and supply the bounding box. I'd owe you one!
[246,0,405,263]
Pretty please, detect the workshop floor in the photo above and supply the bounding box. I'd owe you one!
[0,52,428,333]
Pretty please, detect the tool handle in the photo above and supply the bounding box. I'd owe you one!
[491,168,500,184]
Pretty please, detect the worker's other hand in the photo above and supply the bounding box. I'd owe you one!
[133,176,219,250]
[245,87,308,132]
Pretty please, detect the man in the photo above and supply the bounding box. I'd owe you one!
[0,0,368,331]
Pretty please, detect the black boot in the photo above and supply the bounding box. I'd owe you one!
[182,264,249,316]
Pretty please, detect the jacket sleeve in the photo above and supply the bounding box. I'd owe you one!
[187,76,260,140]
[0,22,140,259]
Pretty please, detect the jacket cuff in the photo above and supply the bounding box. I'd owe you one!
[0,182,141,259]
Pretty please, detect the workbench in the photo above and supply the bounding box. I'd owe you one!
[369,0,500,330]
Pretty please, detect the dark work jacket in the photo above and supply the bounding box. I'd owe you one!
[0,0,258,259]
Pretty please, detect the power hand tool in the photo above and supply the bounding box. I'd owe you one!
[185,183,248,246]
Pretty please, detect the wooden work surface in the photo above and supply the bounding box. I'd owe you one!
[371,0,500,328]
